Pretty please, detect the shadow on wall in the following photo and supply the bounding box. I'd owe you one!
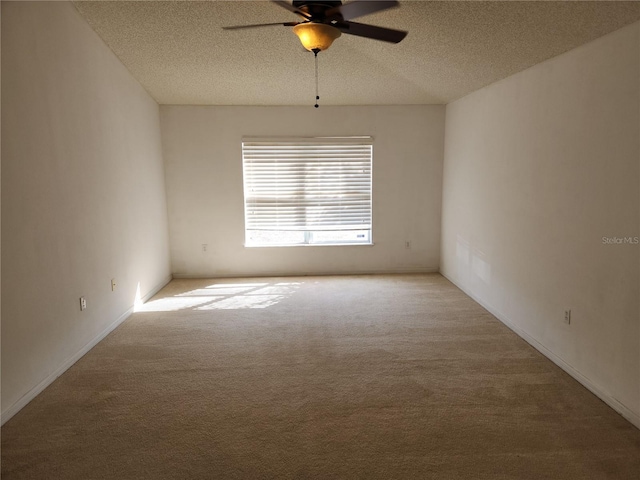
[134,281,303,312]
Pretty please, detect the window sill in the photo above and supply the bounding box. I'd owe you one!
[244,243,375,248]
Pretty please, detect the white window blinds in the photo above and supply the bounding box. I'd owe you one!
[242,137,372,245]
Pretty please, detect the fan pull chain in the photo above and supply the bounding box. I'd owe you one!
[314,49,320,108]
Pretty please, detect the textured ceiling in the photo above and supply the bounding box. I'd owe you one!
[73,1,640,105]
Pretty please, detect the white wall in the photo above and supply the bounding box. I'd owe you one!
[1,2,171,420]
[441,21,640,426]
[161,106,445,277]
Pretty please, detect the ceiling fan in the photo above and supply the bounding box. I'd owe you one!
[223,1,408,53]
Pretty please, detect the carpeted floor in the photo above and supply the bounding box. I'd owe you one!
[2,274,639,479]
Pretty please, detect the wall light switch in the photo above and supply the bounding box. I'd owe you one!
[80,297,87,311]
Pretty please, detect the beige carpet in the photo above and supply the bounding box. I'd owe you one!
[2,274,639,479]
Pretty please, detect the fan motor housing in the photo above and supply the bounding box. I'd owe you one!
[293,1,343,20]
[292,1,342,7]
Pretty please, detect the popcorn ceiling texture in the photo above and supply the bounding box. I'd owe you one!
[73,1,640,105]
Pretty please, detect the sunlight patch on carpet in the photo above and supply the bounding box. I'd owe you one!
[138,281,302,312]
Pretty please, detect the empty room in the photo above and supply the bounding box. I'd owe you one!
[1,1,639,478]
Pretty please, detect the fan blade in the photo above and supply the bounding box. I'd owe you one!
[271,1,311,19]
[336,20,407,43]
[326,1,399,21]
[223,22,299,30]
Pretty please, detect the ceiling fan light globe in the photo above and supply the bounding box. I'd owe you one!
[293,23,341,52]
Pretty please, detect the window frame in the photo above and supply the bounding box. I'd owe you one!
[242,136,374,247]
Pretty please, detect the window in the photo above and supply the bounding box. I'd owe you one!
[242,137,373,246]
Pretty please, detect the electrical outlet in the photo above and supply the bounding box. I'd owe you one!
[564,309,571,325]
[80,297,87,311]
[202,244,208,252]
[111,278,117,291]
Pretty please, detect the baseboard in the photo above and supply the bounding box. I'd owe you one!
[1,274,172,426]
[440,271,640,430]
[172,268,440,279]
